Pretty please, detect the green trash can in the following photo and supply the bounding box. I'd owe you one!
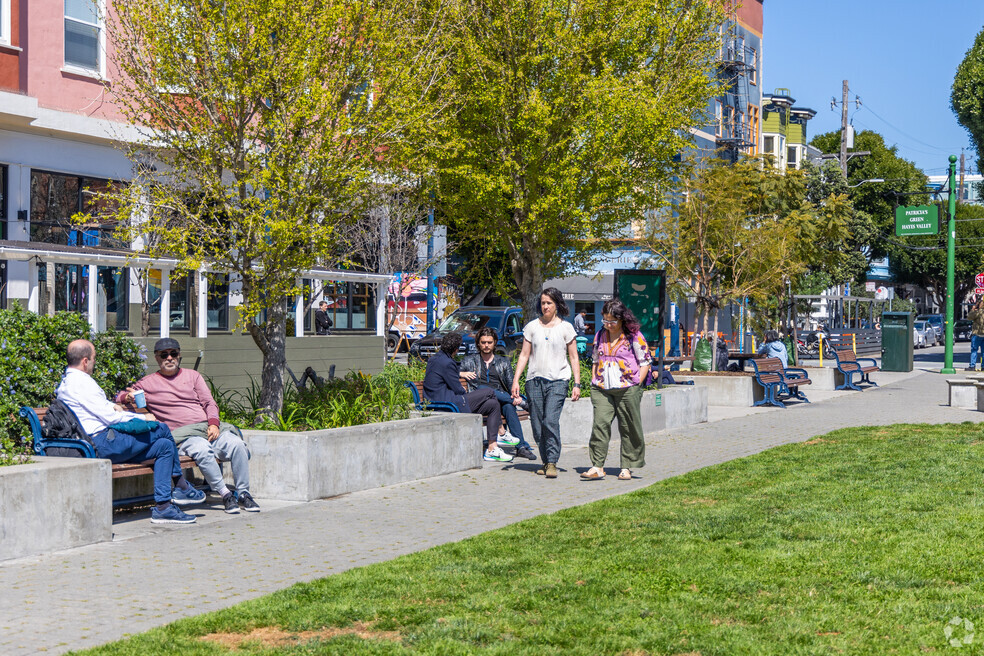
[881,312,913,372]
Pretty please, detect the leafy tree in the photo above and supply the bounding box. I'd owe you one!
[889,202,984,310]
[106,0,450,416]
[434,0,725,320]
[644,159,809,369]
[952,27,984,174]
[810,130,929,264]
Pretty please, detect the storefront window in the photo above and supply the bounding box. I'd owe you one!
[30,170,125,247]
[96,266,128,331]
[206,273,228,331]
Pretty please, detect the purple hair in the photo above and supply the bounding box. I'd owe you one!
[602,299,641,335]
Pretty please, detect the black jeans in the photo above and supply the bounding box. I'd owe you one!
[465,388,501,447]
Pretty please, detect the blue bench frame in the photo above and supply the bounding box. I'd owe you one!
[833,349,879,391]
[750,357,812,408]
[403,381,461,413]
[19,405,201,508]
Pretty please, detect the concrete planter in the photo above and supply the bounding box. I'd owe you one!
[241,413,484,501]
[673,374,764,407]
[0,457,111,562]
[798,367,845,391]
[947,378,977,409]
[559,386,707,446]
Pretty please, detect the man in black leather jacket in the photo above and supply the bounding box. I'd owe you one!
[460,327,537,460]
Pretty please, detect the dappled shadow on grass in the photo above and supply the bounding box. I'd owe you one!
[74,422,984,655]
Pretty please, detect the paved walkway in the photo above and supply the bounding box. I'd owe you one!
[1,359,980,654]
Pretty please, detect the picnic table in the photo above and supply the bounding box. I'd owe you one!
[728,351,762,371]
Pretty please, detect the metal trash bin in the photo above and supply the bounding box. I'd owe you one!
[881,312,913,372]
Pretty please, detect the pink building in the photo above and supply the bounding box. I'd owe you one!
[1,0,139,313]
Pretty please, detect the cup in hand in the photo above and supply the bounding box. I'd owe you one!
[133,389,146,409]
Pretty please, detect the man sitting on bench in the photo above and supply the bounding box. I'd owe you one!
[56,339,203,524]
[423,332,512,462]
[460,327,537,461]
[117,338,260,514]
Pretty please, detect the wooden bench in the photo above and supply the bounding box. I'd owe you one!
[20,405,200,507]
[833,349,879,391]
[403,381,530,425]
[750,357,812,408]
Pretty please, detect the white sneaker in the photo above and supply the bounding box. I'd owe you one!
[484,446,514,462]
[498,430,520,447]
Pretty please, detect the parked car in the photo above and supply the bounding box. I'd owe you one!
[913,320,934,349]
[955,319,973,342]
[408,306,525,360]
[916,314,943,345]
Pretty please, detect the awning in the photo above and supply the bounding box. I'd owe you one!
[544,274,614,302]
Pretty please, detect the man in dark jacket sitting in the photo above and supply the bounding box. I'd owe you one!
[423,332,512,462]
[460,327,536,460]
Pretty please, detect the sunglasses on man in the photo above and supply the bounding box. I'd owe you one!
[156,350,181,359]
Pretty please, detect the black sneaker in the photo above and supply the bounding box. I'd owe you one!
[222,493,240,514]
[238,491,261,512]
[515,446,537,460]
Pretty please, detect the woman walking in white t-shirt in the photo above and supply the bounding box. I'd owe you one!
[511,287,581,478]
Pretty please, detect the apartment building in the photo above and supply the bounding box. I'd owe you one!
[0,1,390,386]
[760,89,818,171]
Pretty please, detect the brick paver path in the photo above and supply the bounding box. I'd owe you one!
[1,370,978,654]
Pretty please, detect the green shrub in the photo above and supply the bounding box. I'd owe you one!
[0,305,146,465]
[210,361,418,432]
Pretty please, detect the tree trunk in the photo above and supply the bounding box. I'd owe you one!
[711,308,720,372]
[511,249,544,325]
[246,296,288,420]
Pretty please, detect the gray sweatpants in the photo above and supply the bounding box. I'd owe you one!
[171,421,250,496]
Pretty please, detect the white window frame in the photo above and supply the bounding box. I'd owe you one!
[63,0,106,79]
[0,0,11,47]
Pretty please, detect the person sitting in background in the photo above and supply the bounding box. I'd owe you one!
[57,339,202,525]
[460,327,537,461]
[423,332,512,462]
[117,338,260,514]
[757,330,789,364]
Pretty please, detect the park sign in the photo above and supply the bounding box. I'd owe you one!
[895,205,939,236]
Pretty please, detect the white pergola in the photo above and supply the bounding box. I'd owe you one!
[0,241,392,338]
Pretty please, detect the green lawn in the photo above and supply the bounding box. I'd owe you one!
[76,423,984,655]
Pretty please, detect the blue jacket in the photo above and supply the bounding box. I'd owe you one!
[757,340,789,364]
[422,351,468,411]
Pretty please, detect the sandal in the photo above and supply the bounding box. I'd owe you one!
[580,467,606,480]
[618,469,632,480]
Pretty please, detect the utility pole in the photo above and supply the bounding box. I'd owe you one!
[943,154,958,375]
[839,80,849,178]
[959,150,966,205]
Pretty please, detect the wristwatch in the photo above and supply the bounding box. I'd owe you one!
[572,383,581,389]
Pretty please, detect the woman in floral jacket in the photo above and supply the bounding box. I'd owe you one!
[580,299,649,481]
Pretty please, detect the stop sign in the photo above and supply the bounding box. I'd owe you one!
[977,273,984,287]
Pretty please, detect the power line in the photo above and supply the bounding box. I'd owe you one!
[859,104,963,153]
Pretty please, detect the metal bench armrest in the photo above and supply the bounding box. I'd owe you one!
[783,367,810,379]
[856,358,878,368]
[37,438,97,458]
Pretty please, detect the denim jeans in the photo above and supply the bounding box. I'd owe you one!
[972,335,984,369]
[92,423,180,504]
[486,388,531,450]
[525,377,568,464]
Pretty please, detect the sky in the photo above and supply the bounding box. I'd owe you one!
[764,1,984,178]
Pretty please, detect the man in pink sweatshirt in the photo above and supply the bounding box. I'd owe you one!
[119,338,259,514]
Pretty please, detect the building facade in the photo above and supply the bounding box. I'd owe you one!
[760,89,817,171]
[691,0,764,163]
[927,174,983,206]
[0,0,389,346]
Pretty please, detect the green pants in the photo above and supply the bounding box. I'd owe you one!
[588,385,646,469]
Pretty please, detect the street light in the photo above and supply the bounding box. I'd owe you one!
[847,178,885,188]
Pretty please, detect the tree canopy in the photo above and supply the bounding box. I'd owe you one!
[952,26,984,173]
[106,0,450,415]
[434,0,726,321]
